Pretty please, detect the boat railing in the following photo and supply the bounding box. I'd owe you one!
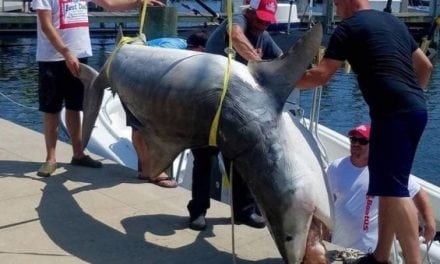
[286,0,296,34]
[304,46,330,165]
[99,89,125,140]
[1,0,22,12]
[307,86,330,165]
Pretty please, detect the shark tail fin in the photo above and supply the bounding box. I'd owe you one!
[79,63,108,150]
[248,23,323,112]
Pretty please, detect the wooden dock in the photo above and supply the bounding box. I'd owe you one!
[0,11,219,25]
[0,8,437,47]
[0,10,435,31]
[0,117,350,263]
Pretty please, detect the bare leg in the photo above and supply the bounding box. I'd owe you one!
[374,196,420,263]
[132,129,151,177]
[65,109,85,159]
[43,112,59,164]
[132,129,169,180]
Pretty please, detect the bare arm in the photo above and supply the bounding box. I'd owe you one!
[93,0,164,12]
[412,48,433,89]
[230,24,262,62]
[413,188,436,242]
[37,10,80,77]
[295,58,342,89]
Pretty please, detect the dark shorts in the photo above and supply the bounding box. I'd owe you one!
[368,111,427,197]
[121,100,143,131]
[38,58,88,113]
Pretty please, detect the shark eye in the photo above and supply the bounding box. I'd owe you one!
[286,235,293,242]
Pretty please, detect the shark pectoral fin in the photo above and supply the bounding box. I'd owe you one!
[79,63,106,150]
[141,134,185,178]
[314,196,334,231]
[248,23,323,108]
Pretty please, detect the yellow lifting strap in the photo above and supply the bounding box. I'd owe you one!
[105,36,140,77]
[139,0,149,37]
[105,0,149,78]
[208,0,234,147]
[205,2,235,260]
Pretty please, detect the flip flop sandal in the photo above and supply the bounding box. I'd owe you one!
[138,174,177,188]
[151,178,178,188]
[37,162,57,177]
[71,155,102,168]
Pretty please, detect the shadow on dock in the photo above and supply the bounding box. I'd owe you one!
[0,159,282,263]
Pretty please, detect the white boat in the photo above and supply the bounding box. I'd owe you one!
[61,90,196,190]
[408,5,431,12]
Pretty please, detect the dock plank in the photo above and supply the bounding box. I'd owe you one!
[0,10,435,27]
[0,118,281,263]
[0,11,219,24]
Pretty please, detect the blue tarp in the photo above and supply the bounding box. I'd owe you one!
[148,38,187,49]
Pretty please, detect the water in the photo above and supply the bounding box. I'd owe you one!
[0,36,113,141]
[300,63,440,186]
[1,34,439,186]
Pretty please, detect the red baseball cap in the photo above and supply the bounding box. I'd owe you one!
[348,124,371,139]
[249,0,278,23]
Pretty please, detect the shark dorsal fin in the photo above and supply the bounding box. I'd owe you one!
[115,26,124,48]
[248,23,323,111]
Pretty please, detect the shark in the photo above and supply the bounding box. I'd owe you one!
[78,24,334,263]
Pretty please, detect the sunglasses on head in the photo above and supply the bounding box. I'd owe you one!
[349,136,369,145]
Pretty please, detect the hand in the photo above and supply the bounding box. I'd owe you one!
[63,51,80,78]
[255,48,263,59]
[420,221,436,243]
[138,0,164,7]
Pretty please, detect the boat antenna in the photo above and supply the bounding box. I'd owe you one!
[383,0,392,13]
[421,15,440,49]
[181,3,211,20]
[286,0,295,34]
[301,0,316,28]
[194,0,224,22]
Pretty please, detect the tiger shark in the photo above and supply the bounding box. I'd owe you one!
[78,24,334,263]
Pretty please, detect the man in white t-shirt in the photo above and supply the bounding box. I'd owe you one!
[32,0,163,177]
[326,124,436,253]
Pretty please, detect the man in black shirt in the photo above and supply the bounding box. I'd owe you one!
[296,0,433,262]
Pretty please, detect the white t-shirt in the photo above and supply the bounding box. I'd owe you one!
[326,156,420,253]
[33,0,92,61]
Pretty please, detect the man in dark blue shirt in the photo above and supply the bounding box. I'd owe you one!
[296,0,433,262]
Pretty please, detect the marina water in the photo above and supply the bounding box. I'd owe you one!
[0,34,439,186]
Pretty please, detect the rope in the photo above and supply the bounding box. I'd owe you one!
[208,0,233,147]
[225,0,235,261]
[139,0,148,37]
[423,240,434,264]
[105,0,149,78]
[203,0,235,261]
[228,160,237,264]
[105,36,139,78]
[0,91,38,110]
